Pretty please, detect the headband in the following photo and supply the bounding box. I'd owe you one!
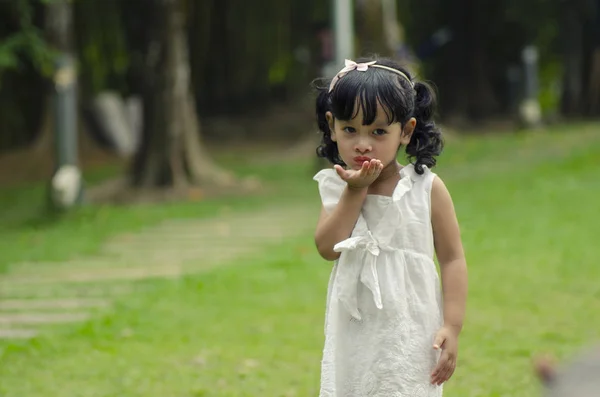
[328,59,415,93]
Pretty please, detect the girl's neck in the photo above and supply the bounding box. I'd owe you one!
[368,161,402,195]
[376,161,402,183]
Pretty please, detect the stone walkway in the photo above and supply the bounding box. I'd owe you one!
[0,203,318,340]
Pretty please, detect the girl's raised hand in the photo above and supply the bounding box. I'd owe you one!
[334,159,383,190]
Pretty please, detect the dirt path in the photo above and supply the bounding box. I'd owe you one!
[0,203,318,339]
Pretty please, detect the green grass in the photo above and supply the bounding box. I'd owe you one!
[0,155,317,273]
[1,123,600,396]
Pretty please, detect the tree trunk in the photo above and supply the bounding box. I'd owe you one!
[32,0,70,154]
[355,0,388,57]
[381,0,402,57]
[434,0,470,119]
[588,49,600,115]
[585,0,600,115]
[433,0,500,122]
[130,0,232,189]
[559,0,586,117]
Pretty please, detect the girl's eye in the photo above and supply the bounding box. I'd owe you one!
[343,127,356,133]
[373,129,387,136]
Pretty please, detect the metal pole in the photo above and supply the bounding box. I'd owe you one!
[519,45,542,129]
[54,54,78,167]
[333,0,355,67]
[381,0,399,54]
[45,0,83,211]
[50,52,83,210]
[523,46,539,102]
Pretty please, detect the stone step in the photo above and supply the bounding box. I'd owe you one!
[0,204,317,341]
[0,328,38,339]
[102,227,296,249]
[0,283,132,299]
[0,264,185,286]
[0,312,90,326]
[6,259,137,275]
[0,298,110,311]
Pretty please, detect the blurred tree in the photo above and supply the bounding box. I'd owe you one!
[355,0,388,57]
[2,0,600,154]
[397,0,577,122]
[36,0,75,155]
[127,0,232,189]
[586,0,600,115]
[0,0,53,152]
[559,0,593,116]
[72,0,130,98]
[188,0,327,118]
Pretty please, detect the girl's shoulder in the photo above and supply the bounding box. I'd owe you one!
[401,163,437,194]
[313,168,347,191]
[313,168,347,209]
[313,168,342,183]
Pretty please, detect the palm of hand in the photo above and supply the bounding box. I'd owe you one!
[334,159,383,189]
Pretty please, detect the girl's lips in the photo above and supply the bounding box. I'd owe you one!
[353,156,372,164]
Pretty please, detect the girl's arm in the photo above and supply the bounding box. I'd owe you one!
[431,176,468,334]
[314,186,368,261]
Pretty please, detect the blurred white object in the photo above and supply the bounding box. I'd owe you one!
[520,98,542,126]
[51,165,82,209]
[333,0,354,65]
[91,91,142,157]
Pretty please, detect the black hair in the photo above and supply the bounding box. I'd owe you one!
[313,57,443,175]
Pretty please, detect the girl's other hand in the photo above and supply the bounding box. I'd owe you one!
[431,325,459,386]
[334,159,383,190]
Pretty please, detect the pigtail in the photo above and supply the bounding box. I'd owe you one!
[313,79,344,166]
[406,81,444,175]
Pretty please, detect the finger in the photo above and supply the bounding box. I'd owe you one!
[368,160,378,176]
[433,333,446,350]
[363,160,372,176]
[441,359,456,385]
[431,360,445,377]
[334,165,348,180]
[359,161,368,176]
[438,361,455,385]
[431,351,450,378]
[435,362,451,385]
[431,353,447,379]
[431,359,451,385]
[444,361,456,382]
[372,159,380,174]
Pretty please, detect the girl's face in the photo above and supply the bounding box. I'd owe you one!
[326,101,416,170]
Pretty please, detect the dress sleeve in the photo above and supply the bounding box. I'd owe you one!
[313,168,346,213]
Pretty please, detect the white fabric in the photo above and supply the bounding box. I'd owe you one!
[313,164,444,397]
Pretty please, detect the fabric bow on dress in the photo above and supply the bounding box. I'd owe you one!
[333,230,388,320]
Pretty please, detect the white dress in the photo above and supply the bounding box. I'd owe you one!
[313,163,444,397]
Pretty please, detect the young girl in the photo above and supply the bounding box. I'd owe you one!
[312,58,468,396]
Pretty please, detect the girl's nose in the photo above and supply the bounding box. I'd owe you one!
[354,138,372,153]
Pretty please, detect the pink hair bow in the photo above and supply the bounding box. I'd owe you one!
[328,59,377,92]
[328,59,414,92]
[344,59,377,72]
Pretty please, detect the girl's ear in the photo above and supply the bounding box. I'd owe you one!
[400,117,416,145]
[326,111,337,142]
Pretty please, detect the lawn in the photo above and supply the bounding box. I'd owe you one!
[1,123,599,396]
[0,149,316,274]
